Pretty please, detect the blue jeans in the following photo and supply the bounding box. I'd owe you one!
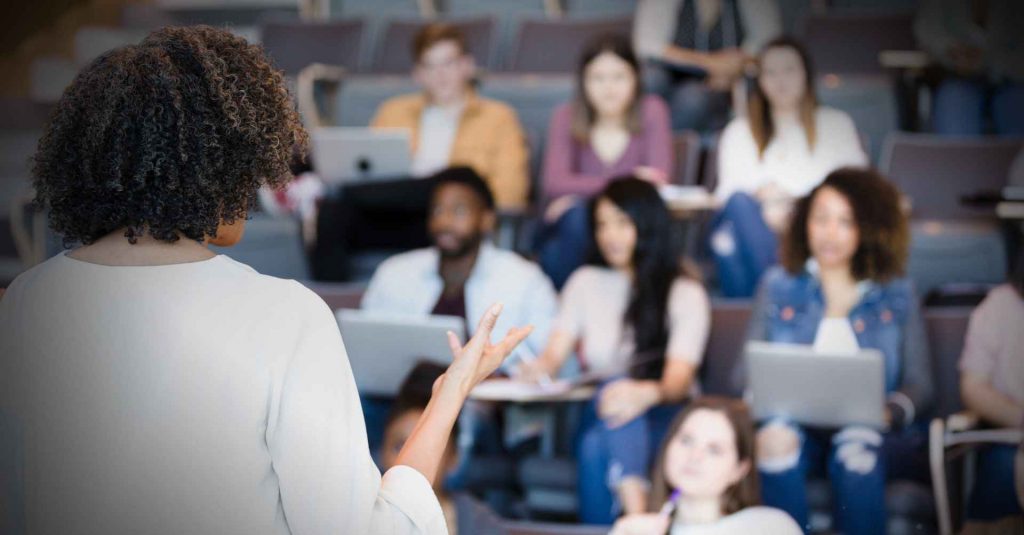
[967,444,1022,521]
[759,423,928,535]
[933,78,1024,136]
[644,63,731,132]
[537,201,591,290]
[575,384,680,524]
[709,193,778,298]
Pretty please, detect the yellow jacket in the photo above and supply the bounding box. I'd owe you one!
[370,92,530,209]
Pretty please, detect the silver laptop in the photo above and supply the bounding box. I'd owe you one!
[336,309,465,396]
[745,341,887,429]
[310,127,412,185]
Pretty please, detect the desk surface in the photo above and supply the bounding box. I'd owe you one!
[469,378,595,403]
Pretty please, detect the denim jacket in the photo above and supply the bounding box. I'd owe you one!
[735,266,935,426]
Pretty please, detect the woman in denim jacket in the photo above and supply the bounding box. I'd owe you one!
[733,168,934,535]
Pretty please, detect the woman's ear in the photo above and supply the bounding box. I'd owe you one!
[208,216,247,247]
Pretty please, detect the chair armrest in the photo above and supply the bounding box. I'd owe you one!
[295,63,347,129]
[946,411,980,433]
[945,410,1023,447]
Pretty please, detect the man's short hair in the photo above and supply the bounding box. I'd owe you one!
[412,23,467,63]
[430,166,495,210]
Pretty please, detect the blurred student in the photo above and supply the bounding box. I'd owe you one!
[0,25,530,534]
[362,166,555,371]
[633,0,782,131]
[538,34,673,288]
[362,167,557,453]
[711,37,867,298]
[915,0,1024,136]
[521,177,710,524]
[958,248,1024,523]
[734,169,934,534]
[380,361,461,534]
[313,23,529,281]
[372,23,529,207]
[611,397,800,535]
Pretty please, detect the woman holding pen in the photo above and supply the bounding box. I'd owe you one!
[609,397,800,535]
[517,176,711,524]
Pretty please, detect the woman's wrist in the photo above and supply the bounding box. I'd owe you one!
[435,372,472,402]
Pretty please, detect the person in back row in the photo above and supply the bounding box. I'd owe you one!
[735,169,934,535]
[710,37,867,298]
[537,33,674,288]
[312,23,530,281]
[633,0,782,131]
[957,247,1024,524]
[915,0,1024,136]
[372,23,529,209]
[521,177,710,524]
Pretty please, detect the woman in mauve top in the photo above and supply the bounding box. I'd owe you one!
[536,33,674,288]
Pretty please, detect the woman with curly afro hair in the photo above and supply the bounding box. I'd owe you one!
[0,25,528,534]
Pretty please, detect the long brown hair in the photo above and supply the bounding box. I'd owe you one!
[649,397,761,520]
[570,33,644,143]
[748,36,818,158]
[781,167,909,282]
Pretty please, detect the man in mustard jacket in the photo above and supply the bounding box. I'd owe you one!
[371,23,530,210]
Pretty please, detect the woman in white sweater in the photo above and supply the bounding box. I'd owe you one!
[709,37,867,297]
[0,26,528,535]
[609,397,800,535]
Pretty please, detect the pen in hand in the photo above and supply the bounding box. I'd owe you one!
[512,345,554,386]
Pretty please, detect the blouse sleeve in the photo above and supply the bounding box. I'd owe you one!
[665,279,711,365]
[714,118,761,201]
[958,292,1000,379]
[541,104,606,201]
[266,287,447,534]
[552,268,589,340]
[827,110,870,168]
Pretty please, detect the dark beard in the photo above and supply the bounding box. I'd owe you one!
[437,234,482,259]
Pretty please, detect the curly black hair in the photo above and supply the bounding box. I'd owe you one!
[32,25,308,246]
[782,167,909,282]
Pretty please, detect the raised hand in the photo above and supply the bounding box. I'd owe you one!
[442,303,534,397]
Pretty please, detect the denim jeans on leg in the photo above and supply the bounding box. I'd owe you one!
[709,192,778,298]
[967,444,1023,521]
[538,201,591,290]
[992,82,1024,136]
[759,424,889,535]
[933,78,986,136]
[575,384,680,524]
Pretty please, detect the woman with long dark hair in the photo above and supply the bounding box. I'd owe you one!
[521,177,710,524]
[710,37,867,297]
[610,397,800,535]
[536,33,674,288]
